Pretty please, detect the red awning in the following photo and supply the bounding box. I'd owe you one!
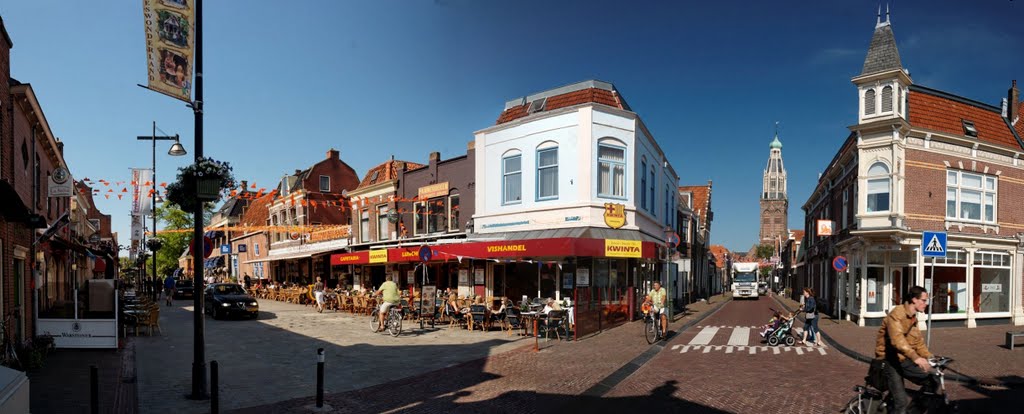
[330,238,656,266]
[93,258,107,273]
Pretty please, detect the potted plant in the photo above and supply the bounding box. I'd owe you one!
[146,238,163,252]
[165,157,235,212]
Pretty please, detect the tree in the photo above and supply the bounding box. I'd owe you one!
[144,203,213,279]
[755,244,775,260]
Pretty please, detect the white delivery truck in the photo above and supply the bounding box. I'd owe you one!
[731,262,760,300]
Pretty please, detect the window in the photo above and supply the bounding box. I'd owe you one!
[414,202,426,235]
[597,143,625,198]
[864,89,876,115]
[842,188,849,228]
[448,192,460,232]
[428,198,445,233]
[973,251,1010,313]
[866,162,890,212]
[898,87,903,114]
[640,159,647,210]
[537,147,558,200]
[881,85,893,112]
[664,185,670,224]
[649,169,656,216]
[360,209,370,242]
[502,154,522,204]
[946,170,996,223]
[377,205,389,241]
[962,120,978,138]
[319,175,330,192]
[254,242,260,257]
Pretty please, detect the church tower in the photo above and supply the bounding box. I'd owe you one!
[760,130,788,243]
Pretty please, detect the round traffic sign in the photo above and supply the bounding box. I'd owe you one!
[666,232,680,248]
[418,245,432,262]
[832,256,848,272]
[190,236,215,259]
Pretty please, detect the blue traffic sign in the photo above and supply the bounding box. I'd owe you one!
[832,256,848,272]
[922,231,947,258]
[418,245,432,262]
[220,244,231,254]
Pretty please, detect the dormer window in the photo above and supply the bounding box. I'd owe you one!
[962,120,978,138]
[864,89,876,115]
[527,98,547,114]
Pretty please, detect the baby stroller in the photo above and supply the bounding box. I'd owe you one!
[765,317,796,346]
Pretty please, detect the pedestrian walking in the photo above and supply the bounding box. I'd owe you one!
[798,287,819,346]
[163,274,176,306]
[244,274,252,289]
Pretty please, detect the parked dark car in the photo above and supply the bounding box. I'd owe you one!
[757,282,768,297]
[173,278,194,299]
[204,283,259,320]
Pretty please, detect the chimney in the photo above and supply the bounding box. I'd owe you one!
[56,138,64,155]
[429,151,441,162]
[1009,80,1020,124]
[294,169,302,176]
[240,180,248,193]
[327,148,339,160]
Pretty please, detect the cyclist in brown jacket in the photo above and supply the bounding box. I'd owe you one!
[874,285,936,414]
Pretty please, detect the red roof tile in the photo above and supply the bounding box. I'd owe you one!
[495,88,627,125]
[790,230,805,242]
[241,194,273,227]
[679,184,712,225]
[709,245,730,268]
[357,159,425,189]
[908,89,1020,150]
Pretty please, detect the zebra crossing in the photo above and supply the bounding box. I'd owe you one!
[670,325,829,356]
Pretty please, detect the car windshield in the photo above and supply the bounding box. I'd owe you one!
[214,284,246,295]
[735,272,757,283]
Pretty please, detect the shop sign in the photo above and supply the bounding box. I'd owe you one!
[981,284,1002,293]
[418,182,449,199]
[369,250,388,264]
[330,252,368,265]
[48,167,74,197]
[605,239,642,258]
[603,203,626,229]
[816,220,834,236]
[486,244,527,253]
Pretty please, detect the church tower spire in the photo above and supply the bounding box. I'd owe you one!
[760,125,789,243]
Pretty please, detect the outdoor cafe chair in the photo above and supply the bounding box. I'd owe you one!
[469,304,488,331]
[541,310,568,341]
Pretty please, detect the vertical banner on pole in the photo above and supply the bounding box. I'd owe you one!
[143,0,196,102]
[135,168,154,216]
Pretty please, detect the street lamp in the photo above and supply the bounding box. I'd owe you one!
[664,226,674,320]
[138,122,187,300]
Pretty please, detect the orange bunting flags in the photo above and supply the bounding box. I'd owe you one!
[121,188,128,193]
[251,183,257,189]
[105,195,110,199]
[160,182,167,188]
[118,195,124,200]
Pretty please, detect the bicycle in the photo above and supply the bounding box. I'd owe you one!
[843,356,959,413]
[369,301,403,337]
[1,313,21,370]
[643,308,663,344]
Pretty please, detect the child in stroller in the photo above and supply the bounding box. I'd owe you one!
[759,308,793,339]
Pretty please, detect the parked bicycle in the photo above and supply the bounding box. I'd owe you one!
[844,356,959,413]
[1,312,21,370]
[369,301,403,337]
[643,307,662,344]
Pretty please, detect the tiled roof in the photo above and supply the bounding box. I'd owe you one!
[907,87,1020,150]
[790,230,805,242]
[709,245,730,268]
[357,159,425,189]
[496,88,626,125]
[678,184,711,225]
[1014,101,1023,137]
[860,22,902,76]
[241,194,273,227]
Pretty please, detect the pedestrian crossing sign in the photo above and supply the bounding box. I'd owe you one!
[921,231,947,258]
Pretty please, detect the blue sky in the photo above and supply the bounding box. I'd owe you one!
[2,1,1022,253]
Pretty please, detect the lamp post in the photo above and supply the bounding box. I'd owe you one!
[664,226,675,320]
[189,0,208,399]
[138,121,187,298]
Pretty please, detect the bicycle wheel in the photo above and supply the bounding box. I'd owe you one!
[389,314,402,337]
[645,318,657,344]
[844,395,882,414]
[370,309,380,332]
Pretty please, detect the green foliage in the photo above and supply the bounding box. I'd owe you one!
[755,244,775,260]
[144,204,212,278]
[166,157,235,212]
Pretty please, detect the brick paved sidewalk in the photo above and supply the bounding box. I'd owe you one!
[227,296,731,414]
[773,295,1024,387]
[27,338,136,414]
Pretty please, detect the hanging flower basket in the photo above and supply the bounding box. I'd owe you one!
[166,157,235,212]
[146,238,163,252]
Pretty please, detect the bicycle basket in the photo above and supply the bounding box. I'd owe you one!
[866,359,889,391]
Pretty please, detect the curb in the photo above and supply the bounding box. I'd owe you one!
[580,296,732,397]
[771,296,1019,388]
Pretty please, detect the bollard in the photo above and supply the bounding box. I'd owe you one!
[316,348,325,408]
[211,361,219,414]
[90,365,98,414]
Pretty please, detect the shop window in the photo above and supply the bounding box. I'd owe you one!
[946,170,996,223]
[502,153,522,205]
[448,192,460,232]
[972,251,1010,313]
[866,162,890,212]
[597,141,626,198]
[866,267,883,312]
[536,146,558,200]
[377,205,389,241]
[926,263,968,314]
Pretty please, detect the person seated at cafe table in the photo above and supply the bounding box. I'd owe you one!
[542,298,562,315]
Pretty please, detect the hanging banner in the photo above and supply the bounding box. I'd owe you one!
[143,0,195,102]
[132,168,154,216]
[130,214,145,241]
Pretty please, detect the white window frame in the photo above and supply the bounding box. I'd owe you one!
[502,154,522,205]
[377,205,389,241]
[597,142,626,199]
[866,162,890,213]
[881,85,893,113]
[946,170,997,224]
[448,192,460,232]
[536,146,558,201]
[360,209,370,243]
[319,175,330,192]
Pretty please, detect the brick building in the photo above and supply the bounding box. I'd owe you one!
[760,133,788,243]
[801,12,1024,328]
[678,182,717,301]
[231,193,272,283]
